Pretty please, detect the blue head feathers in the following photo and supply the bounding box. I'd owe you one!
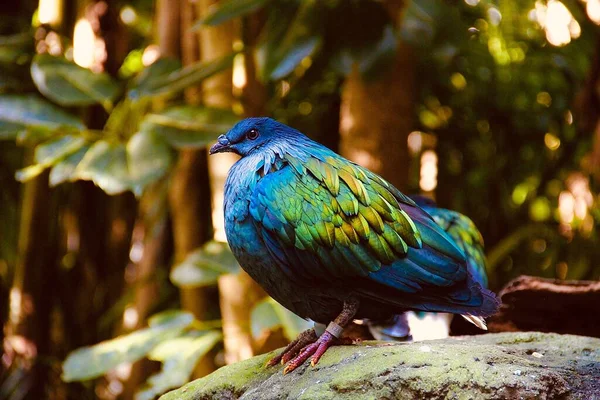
[210,117,308,157]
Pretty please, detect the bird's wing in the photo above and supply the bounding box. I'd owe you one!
[424,206,488,287]
[249,153,468,293]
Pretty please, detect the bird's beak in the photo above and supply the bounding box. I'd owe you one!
[209,135,231,155]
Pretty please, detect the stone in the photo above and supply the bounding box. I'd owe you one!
[160,332,600,400]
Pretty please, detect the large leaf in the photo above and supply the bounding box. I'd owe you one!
[257,0,324,81]
[74,140,131,195]
[254,1,298,81]
[127,130,173,195]
[49,146,89,187]
[250,297,312,341]
[128,58,181,100]
[34,135,86,165]
[62,310,194,382]
[193,0,270,28]
[140,106,238,149]
[135,331,222,400]
[31,54,120,109]
[170,241,240,288]
[15,135,87,182]
[0,94,85,139]
[129,53,235,99]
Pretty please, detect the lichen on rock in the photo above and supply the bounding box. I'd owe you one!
[160,332,600,400]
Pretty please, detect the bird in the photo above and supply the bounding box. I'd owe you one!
[210,117,500,374]
[367,195,489,342]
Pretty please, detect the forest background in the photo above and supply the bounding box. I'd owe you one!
[1,0,600,399]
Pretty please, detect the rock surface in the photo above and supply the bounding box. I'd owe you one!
[160,332,600,400]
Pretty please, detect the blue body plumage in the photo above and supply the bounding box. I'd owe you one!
[211,117,500,370]
[368,195,490,341]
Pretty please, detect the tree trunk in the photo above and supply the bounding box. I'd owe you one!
[165,0,220,377]
[241,12,268,116]
[5,168,57,400]
[197,0,267,364]
[339,0,414,191]
[122,184,170,399]
[156,0,180,59]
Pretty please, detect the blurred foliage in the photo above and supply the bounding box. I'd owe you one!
[62,310,222,399]
[2,0,600,398]
[169,241,309,340]
[0,43,238,195]
[251,297,313,342]
[62,311,195,382]
[400,0,600,286]
[170,241,240,288]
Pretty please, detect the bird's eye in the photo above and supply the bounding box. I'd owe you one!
[246,128,259,140]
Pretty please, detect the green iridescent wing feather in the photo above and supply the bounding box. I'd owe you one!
[426,207,488,287]
[249,153,467,291]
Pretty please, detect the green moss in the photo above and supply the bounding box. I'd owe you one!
[160,333,600,400]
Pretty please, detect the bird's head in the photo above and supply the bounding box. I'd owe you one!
[209,117,301,157]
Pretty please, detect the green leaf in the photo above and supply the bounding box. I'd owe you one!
[140,106,238,149]
[103,98,146,138]
[170,241,240,288]
[128,58,181,100]
[148,310,196,328]
[130,53,236,99]
[250,298,280,339]
[0,32,33,64]
[259,0,324,81]
[0,94,85,137]
[127,130,173,195]
[34,135,86,165]
[254,1,298,81]
[270,37,321,81]
[250,297,311,341]
[16,128,62,146]
[16,135,87,182]
[193,0,270,28]
[49,146,89,187]
[62,310,194,382]
[31,54,120,109]
[74,140,131,195]
[0,120,26,140]
[135,331,222,400]
[15,164,47,182]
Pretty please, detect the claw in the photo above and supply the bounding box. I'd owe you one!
[274,299,360,374]
[284,331,336,374]
[266,357,280,367]
[266,328,317,368]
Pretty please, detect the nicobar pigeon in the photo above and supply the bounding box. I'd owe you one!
[367,195,489,342]
[210,118,500,373]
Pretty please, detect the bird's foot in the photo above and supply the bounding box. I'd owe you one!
[266,328,318,367]
[283,331,340,374]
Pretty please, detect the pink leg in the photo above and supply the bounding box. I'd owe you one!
[283,298,359,374]
[266,328,317,367]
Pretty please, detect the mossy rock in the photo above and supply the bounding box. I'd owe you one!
[160,332,600,400]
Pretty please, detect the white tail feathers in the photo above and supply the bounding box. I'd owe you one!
[461,314,488,330]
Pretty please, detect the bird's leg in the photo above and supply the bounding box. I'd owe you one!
[266,328,318,367]
[283,298,359,374]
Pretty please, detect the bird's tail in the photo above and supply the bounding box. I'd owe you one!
[461,314,487,330]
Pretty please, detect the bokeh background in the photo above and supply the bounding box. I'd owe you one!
[1,0,600,399]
